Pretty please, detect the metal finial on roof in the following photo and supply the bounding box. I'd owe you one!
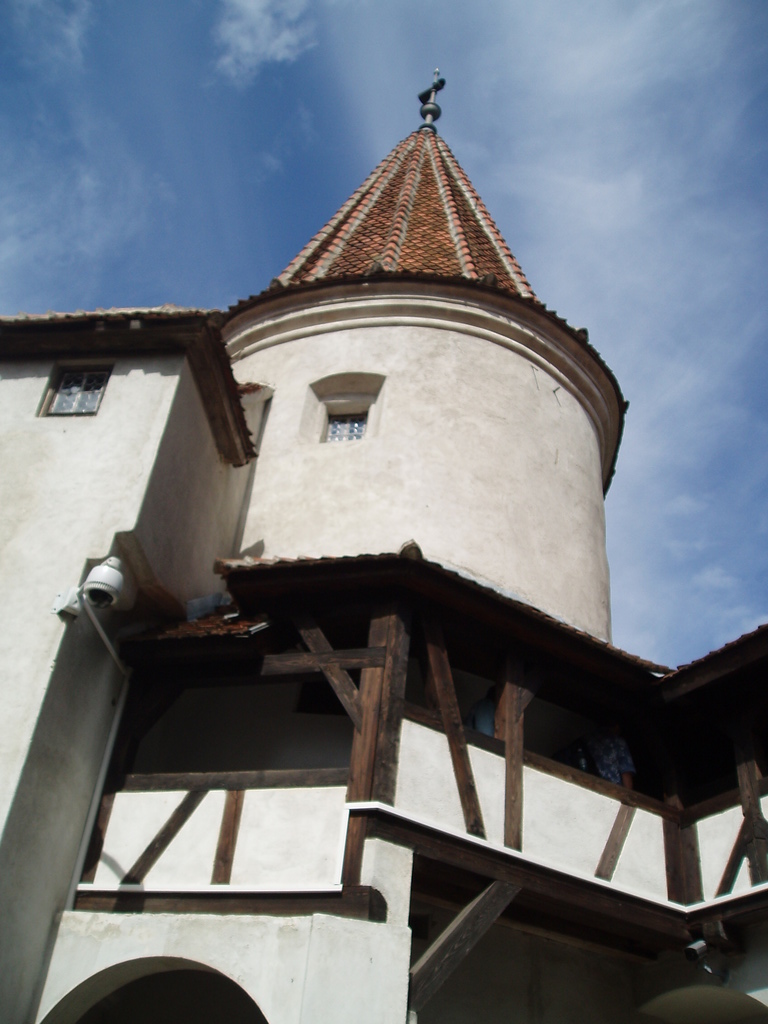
[418,69,445,132]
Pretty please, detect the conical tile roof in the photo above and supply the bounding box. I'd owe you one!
[275,128,538,300]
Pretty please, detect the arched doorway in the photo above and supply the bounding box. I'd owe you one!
[42,959,268,1024]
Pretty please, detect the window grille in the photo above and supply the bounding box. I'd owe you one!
[48,370,110,415]
[326,412,367,442]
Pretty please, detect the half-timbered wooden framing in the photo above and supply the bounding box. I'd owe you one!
[68,553,768,1009]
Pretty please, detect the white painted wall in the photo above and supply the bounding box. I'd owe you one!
[696,804,752,901]
[0,355,183,829]
[396,720,668,901]
[37,911,412,1024]
[360,838,414,928]
[130,359,255,607]
[0,353,253,1023]
[225,284,619,640]
[87,786,349,892]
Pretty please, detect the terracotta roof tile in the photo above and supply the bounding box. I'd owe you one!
[276,130,538,300]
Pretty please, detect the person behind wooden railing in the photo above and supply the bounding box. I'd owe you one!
[556,720,636,790]
[464,686,496,737]
[584,721,636,790]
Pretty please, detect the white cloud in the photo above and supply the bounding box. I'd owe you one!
[215,0,316,83]
[11,0,92,70]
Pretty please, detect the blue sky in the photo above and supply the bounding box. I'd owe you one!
[2,0,767,668]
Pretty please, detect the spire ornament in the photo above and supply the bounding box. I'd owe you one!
[418,69,445,131]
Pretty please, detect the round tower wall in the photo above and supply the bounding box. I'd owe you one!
[225,284,620,640]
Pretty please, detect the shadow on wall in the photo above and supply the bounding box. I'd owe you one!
[41,958,267,1024]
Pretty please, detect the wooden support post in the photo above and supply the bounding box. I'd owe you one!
[643,723,704,905]
[408,881,520,1013]
[663,815,704,904]
[293,613,363,730]
[342,609,392,885]
[211,790,244,884]
[733,717,768,885]
[497,653,538,851]
[660,785,703,905]
[370,603,412,806]
[423,612,485,839]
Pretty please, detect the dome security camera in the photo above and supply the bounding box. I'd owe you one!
[83,557,125,609]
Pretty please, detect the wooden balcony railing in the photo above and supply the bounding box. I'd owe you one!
[82,598,767,943]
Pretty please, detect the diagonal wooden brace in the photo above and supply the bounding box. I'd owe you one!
[409,880,520,1012]
[293,612,363,730]
[423,611,485,838]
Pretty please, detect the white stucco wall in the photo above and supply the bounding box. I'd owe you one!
[696,804,752,901]
[395,720,668,901]
[0,353,253,1023]
[0,355,183,828]
[131,359,255,607]
[225,285,619,640]
[37,911,412,1024]
[87,786,351,893]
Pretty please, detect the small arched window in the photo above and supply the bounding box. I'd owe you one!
[300,372,385,443]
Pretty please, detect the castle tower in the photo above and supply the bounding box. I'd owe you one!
[224,96,624,641]
[7,80,768,1024]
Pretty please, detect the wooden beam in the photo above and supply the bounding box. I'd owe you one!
[595,805,635,881]
[211,790,244,885]
[657,758,704,906]
[343,610,390,885]
[496,654,539,850]
[716,819,747,897]
[366,809,692,949]
[663,813,703,905]
[291,614,365,730]
[121,790,206,885]
[734,721,763,817]
[733,718,768,885]
[262,648,384,673]
[423,611,485,839]
[123,767,349,792]
[409,881,520,1011]
[371,604,412,805]
[263,647,382,678]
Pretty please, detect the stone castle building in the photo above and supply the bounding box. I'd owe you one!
[2,82,768,1023]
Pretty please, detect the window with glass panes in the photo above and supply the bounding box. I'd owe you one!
[325,412,367,442]
[47,370,110,415]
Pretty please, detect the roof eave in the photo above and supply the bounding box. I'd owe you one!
[0,309,256,466]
